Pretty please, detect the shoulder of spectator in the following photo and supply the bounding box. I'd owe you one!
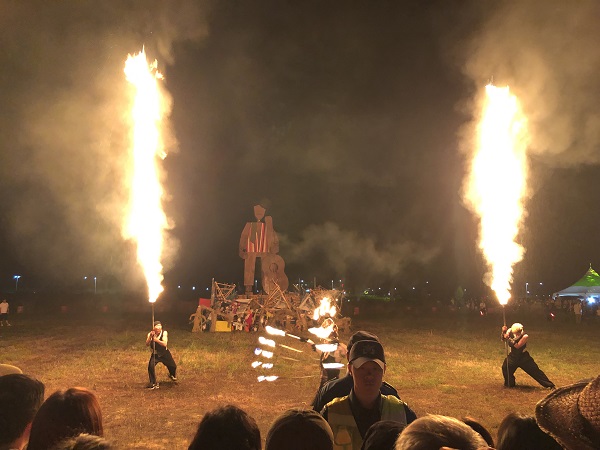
[312,376,351,410]
[381,381,400,397]
[405,404,418,423]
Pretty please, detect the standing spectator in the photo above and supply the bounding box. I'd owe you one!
[573,300,583,324]
[312,331,415,422]
[145,320,177,389]
[500,323,555,389]
[265,409,333,450]
[0,299,10,326]
[188,404,261,450]
[0,373,45,450]
[321,340,410,450]
[479,299,487,316]
[27,387,103,450]
[496,412,561,450]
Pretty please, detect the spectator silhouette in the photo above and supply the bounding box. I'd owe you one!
[0,373,45,450]
[360,420,405,450]
[50,433,114,450]
[496,412,561,450]
[188,404,261,450]
[265,408,334,450]
[27,387,103,450]
[462,416,494,448]
[0,363,22,376]
[395,414,489,450]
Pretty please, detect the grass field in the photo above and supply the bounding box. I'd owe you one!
[1,304,598,449]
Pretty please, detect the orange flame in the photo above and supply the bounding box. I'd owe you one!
[123,49,168,303]
[312,297,337,320]
[464,84,529,305]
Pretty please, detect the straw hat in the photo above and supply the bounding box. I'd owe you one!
[535,375,600,450]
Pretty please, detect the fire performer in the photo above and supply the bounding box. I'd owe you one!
[146,321,177,390]
[500,323,555,389]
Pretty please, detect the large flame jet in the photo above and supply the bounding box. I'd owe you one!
[123,49,168,304]
[464,84,529,305]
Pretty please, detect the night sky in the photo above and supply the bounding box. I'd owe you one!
[1,0,599,300]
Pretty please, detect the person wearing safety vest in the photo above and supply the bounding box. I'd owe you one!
[320,339,409,450]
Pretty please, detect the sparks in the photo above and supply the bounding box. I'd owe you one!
[258,336,276,348]
[265,326,286,336]
[315,343,339,352]
[123,49,169,303]
[258,376,279,382]
[322,362,345,369]
[464,84,529,305]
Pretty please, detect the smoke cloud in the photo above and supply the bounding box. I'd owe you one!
[0,1,208,285]
[283,222,439,289]
[458,0,600,166]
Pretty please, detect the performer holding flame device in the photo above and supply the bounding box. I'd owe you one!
[146,321,177,390]
[501,322,555,389]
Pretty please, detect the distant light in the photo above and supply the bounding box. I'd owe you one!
[192,286,196,290]
[178,285,181,289]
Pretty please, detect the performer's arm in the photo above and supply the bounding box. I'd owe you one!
[513,334,528,348]
[146,330,168,347]
[153,330,168,348]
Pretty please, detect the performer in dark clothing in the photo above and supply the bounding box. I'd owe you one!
[501,322,555,389]
[146,321,177,389]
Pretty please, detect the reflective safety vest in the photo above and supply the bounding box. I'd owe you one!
[326,394,408,450]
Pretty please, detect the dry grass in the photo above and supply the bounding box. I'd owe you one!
[1,305,598,449]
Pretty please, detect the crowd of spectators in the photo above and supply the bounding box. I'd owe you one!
[1,331,598,450]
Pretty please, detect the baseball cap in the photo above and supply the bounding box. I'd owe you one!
[346,330,380,352]
[348,340,385,370]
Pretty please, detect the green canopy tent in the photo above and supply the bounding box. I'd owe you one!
[552,264,600,300]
